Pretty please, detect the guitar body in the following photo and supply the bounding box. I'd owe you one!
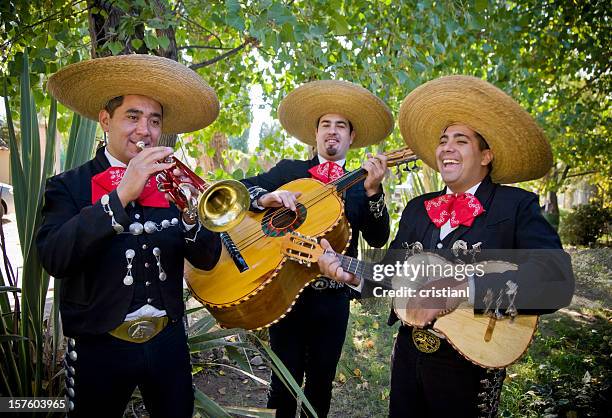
[393,254,538,368]
[184,178,350,330]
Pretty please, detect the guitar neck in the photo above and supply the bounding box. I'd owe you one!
[333,169,368,193]
[337,253,368,279]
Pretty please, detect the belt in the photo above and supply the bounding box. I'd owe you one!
[108,316,168,343]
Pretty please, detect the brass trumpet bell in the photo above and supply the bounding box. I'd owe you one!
[196,179,250,232]
[155,156,250,232]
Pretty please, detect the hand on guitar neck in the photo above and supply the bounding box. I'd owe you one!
[297,237,469,327]
[318,238,361,286]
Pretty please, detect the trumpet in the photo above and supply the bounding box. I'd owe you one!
[137,141,250,232]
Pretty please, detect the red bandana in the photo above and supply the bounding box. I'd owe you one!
[308,161,345,184]
[424,193,484,228]
[91,167,169,207]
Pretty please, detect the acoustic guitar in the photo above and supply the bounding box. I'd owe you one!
[280,234,538,368]
[184,148,417,330]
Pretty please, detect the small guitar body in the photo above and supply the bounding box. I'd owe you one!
[185,178,350,330]
[392,253,538,368]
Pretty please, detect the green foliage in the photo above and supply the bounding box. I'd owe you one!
[2,1,609,200]
[0,51,97,401]
[559,203,612,247]
[185,304,316,417]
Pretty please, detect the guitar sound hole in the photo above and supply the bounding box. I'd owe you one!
[261,203,307,237]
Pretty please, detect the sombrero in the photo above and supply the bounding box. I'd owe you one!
[278,80,394,148]
[47,54,219,134]
[398,75,552,184]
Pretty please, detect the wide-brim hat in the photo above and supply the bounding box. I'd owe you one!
[398,75,552,184]
[278,80,394,148]
[47,54,219,134]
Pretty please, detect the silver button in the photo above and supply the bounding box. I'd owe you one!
[68,377,75,387]
[142,244,148,250]
[147,298,153,303]
[67,387,75,398]
[69,351,77,361]
[145,281,151,286]
[135,213,141,219]
[436,243,443,249]
[123,275,134,286]
[69,366,75,375]
[144,263,150,268]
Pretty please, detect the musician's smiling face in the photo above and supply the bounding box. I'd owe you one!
[99,94,163,165]
[315,113,355,161]
[436,124,493,194]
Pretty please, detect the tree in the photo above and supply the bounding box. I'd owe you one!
[1,0,609,200]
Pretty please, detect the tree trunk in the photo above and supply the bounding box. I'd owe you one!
[545,190,560,230]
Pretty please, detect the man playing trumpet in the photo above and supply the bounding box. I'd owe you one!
[37,55,222,417]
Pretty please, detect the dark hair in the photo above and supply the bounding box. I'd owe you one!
[104,96,124,117]
[475,131,493,172]
[316,115,354,133]
[474,131,490,151]
[103,95,164,118]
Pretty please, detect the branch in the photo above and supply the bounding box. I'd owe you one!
[177,14,223,47]
[189,37,257,70]
[177,45,235,51]
[566,170,598,179]
[1,0,89,52]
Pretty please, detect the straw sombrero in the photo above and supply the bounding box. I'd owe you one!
[398,75,552,184]
[47,54,219,134]
[278,80,394,148]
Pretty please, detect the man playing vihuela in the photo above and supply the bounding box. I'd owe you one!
[318,75,574,417]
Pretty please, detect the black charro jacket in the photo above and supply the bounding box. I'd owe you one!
[369,176,574,324]
[36,147,221,336]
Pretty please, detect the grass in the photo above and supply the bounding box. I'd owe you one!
[329,248,611,418]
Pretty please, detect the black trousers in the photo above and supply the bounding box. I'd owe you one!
[64,319,193,418]
[267,286,351,418]
[389,325,505,418]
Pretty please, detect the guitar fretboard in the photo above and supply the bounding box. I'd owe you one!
[335,254,394,290]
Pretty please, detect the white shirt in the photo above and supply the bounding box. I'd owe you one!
[317,155,346,167]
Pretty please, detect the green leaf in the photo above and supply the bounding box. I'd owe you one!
[107,41,124,55]
[131,38,143,50]
[144,33,158,50]
[225,0,240,14]
[475,0,488,12]
[334,16,350,36]
[414,61,427,72]
[194,389,232,418]
[158,35,170,50]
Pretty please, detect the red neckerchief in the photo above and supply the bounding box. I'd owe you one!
[424,192,484,228]
[91,167,169,207]
[308,161,345,184]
